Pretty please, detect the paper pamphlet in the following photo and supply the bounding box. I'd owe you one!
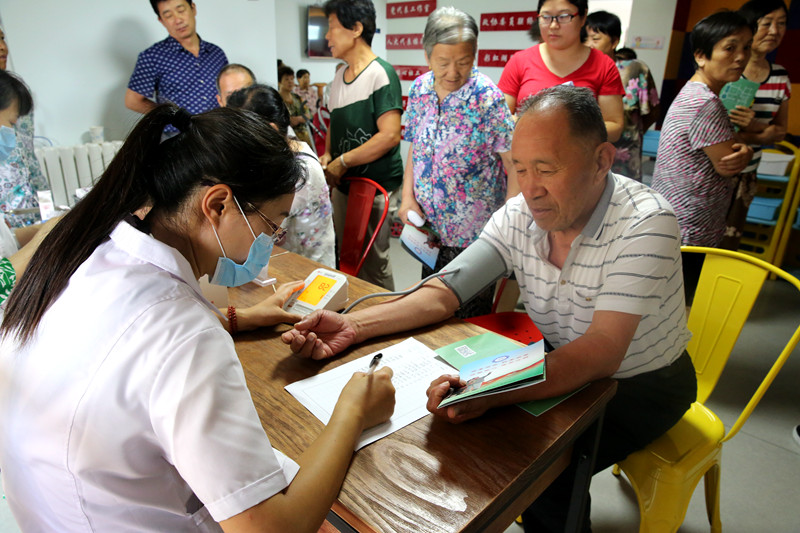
[399,223,441,270]
[720,77,760,113]
[437,340,546,408]
[435,332,578,416]
[285,338,453,450]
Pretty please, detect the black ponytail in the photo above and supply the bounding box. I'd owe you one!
[2,104,301,344]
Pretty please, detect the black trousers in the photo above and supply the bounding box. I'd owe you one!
[522,352,697,532]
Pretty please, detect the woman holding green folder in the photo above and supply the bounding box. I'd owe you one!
[652,11,754,250]
[718,0,792,250]
[715,0,791,250]
[733,0,791,172]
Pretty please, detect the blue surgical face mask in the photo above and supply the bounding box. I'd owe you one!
[209,197,275,287]
[0,126,17,162]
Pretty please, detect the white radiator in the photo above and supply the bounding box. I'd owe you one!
[34,141,123,208]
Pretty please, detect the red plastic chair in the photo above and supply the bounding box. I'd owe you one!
[465,278,544,345]
[313,106,330,156]
[339,177,390,277]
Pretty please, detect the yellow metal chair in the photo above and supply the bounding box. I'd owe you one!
[612,246,800,532]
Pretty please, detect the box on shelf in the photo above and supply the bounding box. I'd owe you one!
[756,151,795,176]
[746,196,783,224]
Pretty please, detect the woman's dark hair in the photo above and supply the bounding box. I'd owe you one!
[615,47,637,60]
[691,10,755,65]
[537,0,588,18]
[277,66,294,82]
[324,0,377,46]
[528,18,542,43]
[296,69,310,79]
[585,10,622,41]
[1,104,302,344]
[227,84,291,137]
[0,70,34,116]
[738,0,788,27]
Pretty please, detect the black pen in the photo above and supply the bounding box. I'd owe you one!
[366,353,383,375]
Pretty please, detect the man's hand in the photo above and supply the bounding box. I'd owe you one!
[718,143,754,175]
[280,309,357,359]
[425,375,493,423]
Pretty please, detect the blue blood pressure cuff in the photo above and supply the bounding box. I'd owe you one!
[438,239,510,306]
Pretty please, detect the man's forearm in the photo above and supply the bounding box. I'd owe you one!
[125,89,157,114]
[349,279,459,344]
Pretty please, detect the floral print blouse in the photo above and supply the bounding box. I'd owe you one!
[403,68,514,248]
[612,59,660,182]
[281,142,336,268]
[0,114,48,227]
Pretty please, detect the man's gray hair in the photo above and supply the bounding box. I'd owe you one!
[520,86,608,146]
[422,6,479,57]
[216,63,256,94]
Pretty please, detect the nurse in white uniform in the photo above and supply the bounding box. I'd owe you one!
[0,104,395,532]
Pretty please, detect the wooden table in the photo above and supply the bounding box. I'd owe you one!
[231,250,617,533]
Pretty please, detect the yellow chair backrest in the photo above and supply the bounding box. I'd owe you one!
[683,246,800,442]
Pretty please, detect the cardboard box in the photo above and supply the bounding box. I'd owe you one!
[757,151,795,176]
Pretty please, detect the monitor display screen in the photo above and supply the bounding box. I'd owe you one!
[307,6,332,58]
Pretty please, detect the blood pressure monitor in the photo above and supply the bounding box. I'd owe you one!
[283,268,349,316]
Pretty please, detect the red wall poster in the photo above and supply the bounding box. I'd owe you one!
[387,1,436,19]
[480,12,537,32]
[393,65,429,81]
[477,50,520,68]
[386,33,424,50]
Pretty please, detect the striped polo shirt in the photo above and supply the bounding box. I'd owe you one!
[742,64,792,174]
[481,173,690,378]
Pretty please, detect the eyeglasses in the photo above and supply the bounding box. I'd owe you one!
[246,202,287,243]
[538,12,579,26]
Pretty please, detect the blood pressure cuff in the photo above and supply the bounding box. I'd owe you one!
[438,239,510,307]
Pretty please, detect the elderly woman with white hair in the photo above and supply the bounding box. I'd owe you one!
[400,6,516,318]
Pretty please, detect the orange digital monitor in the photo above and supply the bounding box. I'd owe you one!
[297,274,337,307]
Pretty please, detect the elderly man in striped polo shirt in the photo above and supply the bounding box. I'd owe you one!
[282,85,697,532]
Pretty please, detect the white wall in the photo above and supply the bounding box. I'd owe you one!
[0,0,277,145]
[627,0,678,91]
[274,0,387,90]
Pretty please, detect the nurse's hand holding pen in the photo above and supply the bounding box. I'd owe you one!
[335,361,395,433]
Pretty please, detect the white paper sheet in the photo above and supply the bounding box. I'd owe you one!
[285,337,455,449]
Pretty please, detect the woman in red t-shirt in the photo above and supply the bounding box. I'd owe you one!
[498,0,624,141]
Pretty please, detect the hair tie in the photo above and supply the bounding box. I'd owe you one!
[170,108,193,133]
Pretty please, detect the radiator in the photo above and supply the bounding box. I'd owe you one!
[34,141,123,208]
